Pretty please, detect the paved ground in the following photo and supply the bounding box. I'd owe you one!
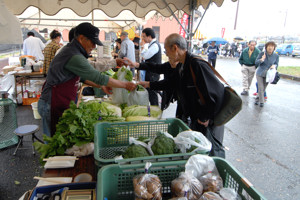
[0,56,299,199]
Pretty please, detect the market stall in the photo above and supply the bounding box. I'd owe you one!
[0,1,267,200]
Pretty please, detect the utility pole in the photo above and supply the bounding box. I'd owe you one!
[234,0,240,30]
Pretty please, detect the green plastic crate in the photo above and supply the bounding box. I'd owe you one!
[97,157,266,200]
[94,118,209,166]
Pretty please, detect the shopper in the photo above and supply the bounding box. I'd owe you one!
[255,41,279,107]
[126,33,225,157]
[239,40,260,95]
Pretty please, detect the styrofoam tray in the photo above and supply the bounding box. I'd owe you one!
[44,156,76,169]
[36,177,72,187]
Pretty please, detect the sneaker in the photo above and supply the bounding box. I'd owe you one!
[241,91,249,95]
[253,92,258,96]
[264,96,268,100]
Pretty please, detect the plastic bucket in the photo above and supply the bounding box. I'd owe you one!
[31,102,41,119]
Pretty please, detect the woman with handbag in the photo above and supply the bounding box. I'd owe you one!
[255,41,279,107]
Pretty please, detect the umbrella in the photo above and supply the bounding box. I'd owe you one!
[206,37,228,45]
[234,36,243,41]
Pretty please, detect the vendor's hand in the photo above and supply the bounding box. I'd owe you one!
[197,119,209,127]
[101,86,112,95]
[125,82,137,91]
[138,81,150,88]
[261,52,266,62]
[115,58,123,67]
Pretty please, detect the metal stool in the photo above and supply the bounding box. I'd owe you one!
[13,125,44,155]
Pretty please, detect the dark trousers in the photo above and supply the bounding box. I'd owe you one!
[190,119,225,158]
[208,58,217,68]
[146,72,160,105]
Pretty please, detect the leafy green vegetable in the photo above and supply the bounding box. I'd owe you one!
[101,69,115,77]
[34,101,125,160]
[122,105,162,118]
[136,85,145,91]
[126,116,157,122]
[151,132,175,155]
[187,138,200,152]
[112,66,132,81]
[122,144,150,158]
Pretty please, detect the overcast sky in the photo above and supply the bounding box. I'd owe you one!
[197,0,299,40]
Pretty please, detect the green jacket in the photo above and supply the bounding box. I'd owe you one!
[239,47,260,66]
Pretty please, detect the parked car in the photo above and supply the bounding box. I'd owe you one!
[275,44,294,56]
[292,45,300,57]
[256,43,265,51]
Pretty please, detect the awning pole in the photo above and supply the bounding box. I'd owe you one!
[162,0,188,34]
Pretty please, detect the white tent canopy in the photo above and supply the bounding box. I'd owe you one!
[3,0,230,18]
[17,7,157,32]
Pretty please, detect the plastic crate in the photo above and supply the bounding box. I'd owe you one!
[97,157,266,200]
[94,118,209,167]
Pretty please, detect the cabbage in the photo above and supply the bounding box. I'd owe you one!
[86,101,122,117]
[126,116,157,121]
[122,105,162,118]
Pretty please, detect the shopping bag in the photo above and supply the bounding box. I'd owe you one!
[271,72,280,84]
[214,87,242,126]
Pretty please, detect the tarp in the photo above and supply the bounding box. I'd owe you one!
[0,1,22,44]
[3,0,232,18]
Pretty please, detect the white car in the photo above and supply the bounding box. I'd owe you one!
[292,45,300,57]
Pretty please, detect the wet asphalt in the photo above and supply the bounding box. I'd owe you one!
[0,56,299,200]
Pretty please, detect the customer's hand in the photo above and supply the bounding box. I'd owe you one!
[123,57,139,68]
[137,81,150,88]
[115,58,124,67]
[197,119,209,127]
[261,52,266,62]
[125,82,137,91]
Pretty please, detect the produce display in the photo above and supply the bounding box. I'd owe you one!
[171,172,203,200]
[150,132,176,155]
[130,156,239,200]
[133,172,162,200]
[122,105,162,118]
[34,101,124,160]
[122,144,150,159]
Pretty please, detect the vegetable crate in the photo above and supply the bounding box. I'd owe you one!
[97,157,266,200]
[94,118,209,167]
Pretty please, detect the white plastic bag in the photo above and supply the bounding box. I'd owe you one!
[111,66,132,104]
[185,155,219,180]
[266,68,277,83]
[174,131,212,153]
[128,85,149,106]
[65,142,94,157]
[0,74,16,101]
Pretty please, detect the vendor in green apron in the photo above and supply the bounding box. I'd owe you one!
[38,22,136,137]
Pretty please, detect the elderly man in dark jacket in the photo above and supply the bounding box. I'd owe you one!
[126,33,225,157]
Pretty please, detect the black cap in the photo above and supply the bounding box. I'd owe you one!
[75,22,103,46]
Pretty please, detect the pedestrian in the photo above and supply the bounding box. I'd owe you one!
[118,31,136,76]
[43,30,62,74]
[207,41,219,68]
[239,40,261,95]
[23,31,45,61]
[255,41,279,107]
[141,28,162,105]
[127,33,225,157]
[38,22,136,137]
